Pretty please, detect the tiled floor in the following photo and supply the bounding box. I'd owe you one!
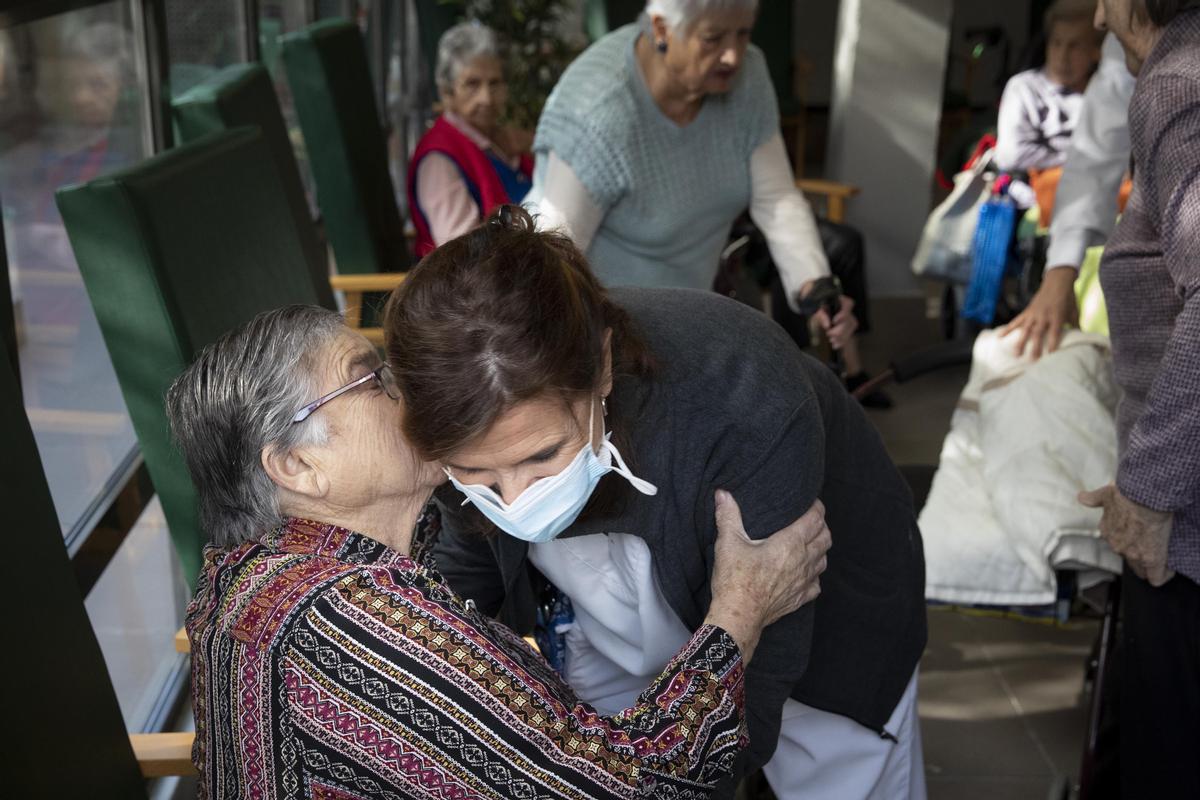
[860,295,1098,800]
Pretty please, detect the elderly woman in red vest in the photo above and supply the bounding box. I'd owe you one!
[408,22,533,256]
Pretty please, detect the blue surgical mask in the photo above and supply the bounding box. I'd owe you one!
[445,399,657,544]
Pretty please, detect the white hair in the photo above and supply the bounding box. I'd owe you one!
[435,21,503,92]
[166,305,341,547]
[643,0,759,33]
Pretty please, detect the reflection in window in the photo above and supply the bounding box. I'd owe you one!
[259,0,318,207]
[164,0,248,97]
[0,4,149,544]
[1,1,190,737]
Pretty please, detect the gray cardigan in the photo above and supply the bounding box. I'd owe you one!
[1100,9,1200,585]
[431,288,927,789]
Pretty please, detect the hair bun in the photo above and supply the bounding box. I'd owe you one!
[487,204,534,233]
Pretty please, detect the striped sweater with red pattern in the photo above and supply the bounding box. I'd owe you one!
[186,513,747,799]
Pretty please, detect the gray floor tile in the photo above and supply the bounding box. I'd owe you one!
[926,775,1067,800]
[851,296,1095,793]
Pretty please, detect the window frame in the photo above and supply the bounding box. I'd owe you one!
[0,0,327,736]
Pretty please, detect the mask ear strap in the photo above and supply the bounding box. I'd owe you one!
[601,438,659,496]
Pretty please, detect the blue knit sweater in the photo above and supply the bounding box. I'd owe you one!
[533,25,778,292]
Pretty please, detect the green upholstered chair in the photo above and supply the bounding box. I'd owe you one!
[280,19,410,278]
[56,127,322,582]
[0,352,193,795]
[172,62,336,310]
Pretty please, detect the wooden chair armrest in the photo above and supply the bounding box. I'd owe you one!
[14,269,84,289]
[794,178,860,199]
[129,732,198,777]
[24,408,128,436]
[328,272,407,293]
[175,625,189,653]
[795,179,861,224]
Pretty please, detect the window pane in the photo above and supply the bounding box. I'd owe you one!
[0,2,151,546]
[164,0,249,97]
[85,497,190,732]
[259,0,318,207]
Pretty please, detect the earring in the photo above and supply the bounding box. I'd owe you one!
[601,397,608,415]
[656,39,667,54]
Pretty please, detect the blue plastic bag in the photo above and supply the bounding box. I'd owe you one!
[962,197,1018,324]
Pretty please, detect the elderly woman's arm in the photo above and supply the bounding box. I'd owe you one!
[1115,77,1200,519]
[529,150,606,251]
[280,565,748,797]
[747,131,832,311]
[416,153,486,245]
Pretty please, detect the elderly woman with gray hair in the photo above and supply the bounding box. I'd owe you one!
[529,0,891,401]
[168,304,830,798]
[407,21,533,256]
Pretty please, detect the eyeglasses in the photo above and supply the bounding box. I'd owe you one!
[291,363,400,424]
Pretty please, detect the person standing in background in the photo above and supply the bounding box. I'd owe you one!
[1077,2,1200,796]
[1004,32,1135,357]
[527,0,893,402]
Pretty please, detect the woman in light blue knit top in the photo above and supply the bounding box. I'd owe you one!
[529,0,873,376]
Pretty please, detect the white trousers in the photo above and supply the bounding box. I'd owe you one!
[761,668,926,800]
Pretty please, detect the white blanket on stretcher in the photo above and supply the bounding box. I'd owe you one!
[920,329,1123,606]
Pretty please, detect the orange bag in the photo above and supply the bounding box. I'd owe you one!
[1029,167,1134,228]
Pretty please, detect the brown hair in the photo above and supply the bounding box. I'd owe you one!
[385,205,654,462]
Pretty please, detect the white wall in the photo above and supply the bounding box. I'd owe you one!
[827,0,954,297]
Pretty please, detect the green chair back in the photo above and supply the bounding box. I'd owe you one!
[172,62,336,309]
[0,353,147,799]
[56,128,321,582]
[280,19,409,277]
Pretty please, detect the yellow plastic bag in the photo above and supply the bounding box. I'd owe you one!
[1075,246,1109,337]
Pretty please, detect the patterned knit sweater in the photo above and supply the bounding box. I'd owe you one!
[533,25,778,293]
[1100,9,1200,584]
[187,513,747,799]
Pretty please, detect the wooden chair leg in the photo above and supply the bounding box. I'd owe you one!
[343,290,363,329]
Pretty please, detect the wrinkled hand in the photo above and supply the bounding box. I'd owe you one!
[798,281,858,350]
[1079,484,1175,586]
[706,491,831,661]
[1001,267,1079,359]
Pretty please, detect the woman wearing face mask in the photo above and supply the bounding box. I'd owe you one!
[170,305,829,798]
[408,22,532,256]
[386,207,928,799]
[526,0,888,401]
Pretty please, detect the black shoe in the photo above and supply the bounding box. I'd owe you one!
[845,371,894,409]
